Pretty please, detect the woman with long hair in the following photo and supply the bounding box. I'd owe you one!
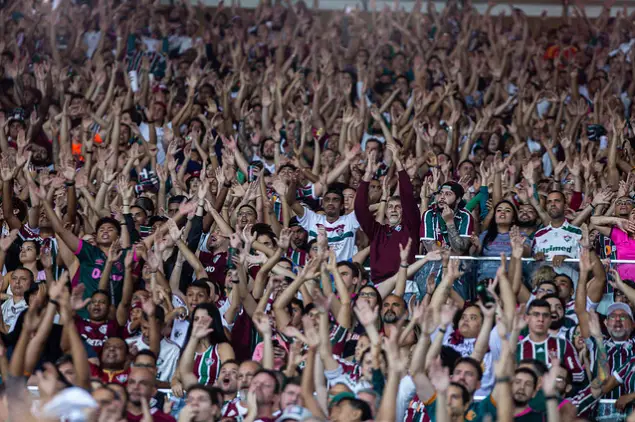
[177,303,235,389]
[470,200,530,279]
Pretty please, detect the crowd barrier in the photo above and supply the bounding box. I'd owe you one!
[404,256,635,311]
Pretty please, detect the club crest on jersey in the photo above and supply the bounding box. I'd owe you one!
[206,357,216,366]
[395,225,402,232]
[335,226,344,236]
[99,325,108,335]
[116,374,128,383]
[563,235,572,242]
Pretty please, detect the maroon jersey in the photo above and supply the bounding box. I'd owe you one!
[75,316,120,356]
[199,251,228,285]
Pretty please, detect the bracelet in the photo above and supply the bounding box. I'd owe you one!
[545,395,558,401]
[223,182,232,188]
[380,199,387,202]
[231,278,240,284]
[64,181,75,187]
[49,299,60,307]
[590,204,596,210]
[85,149,93,154]
[495,377,511,383]
[400,263,408,268]
[439,328,446,333]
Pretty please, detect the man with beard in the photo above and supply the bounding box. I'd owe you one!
[355,145,420,283]
[542,294,575,338]
[519,360,577,421]
[285,218,309,267]
[495,368,544,420]
[253,138,278,173]
[222,360,261,420]
[126,367,176,421]
[381,294,406,333]
[517,203,540,240]
[532,191,581,266]
[516,299,585,383]
[420,181,473,255]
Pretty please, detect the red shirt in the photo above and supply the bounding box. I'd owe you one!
[90,363,130,385]
[75,316,121,356]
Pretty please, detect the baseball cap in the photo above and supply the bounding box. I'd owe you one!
[440,181,464,202]
[275,405,312,422]
[607,302,634,320]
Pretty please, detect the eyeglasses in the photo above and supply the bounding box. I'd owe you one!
[616,200,633,206]
[358,291,378,298]
[608,315,630,321]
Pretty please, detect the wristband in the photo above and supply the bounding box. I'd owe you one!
[231,278,240,284]
[400,263,408,268]
[223,182,232,188]
[439,328,446,333]
[64,181,75,187]
[495,377,511,383]
[49,299,60,307]
[380,199,387,202]
[545,395,558,401]
[590,204,596,210]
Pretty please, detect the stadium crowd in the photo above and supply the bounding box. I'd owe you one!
[3,0,635,420]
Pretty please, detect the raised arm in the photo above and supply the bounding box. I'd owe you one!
[252,312,274,370]
[178,315,213,390]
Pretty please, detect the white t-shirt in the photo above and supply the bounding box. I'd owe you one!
[297,207,360,261]
[126,336,181,382]
[139,122,171,165]
[2,298,28,333]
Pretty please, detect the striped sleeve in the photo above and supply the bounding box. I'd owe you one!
[562,339,586,383]
[569,384,600,416]
[420,210,436,240]
[456,209,474,237]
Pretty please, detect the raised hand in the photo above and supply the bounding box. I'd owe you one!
[427,357,450,393]
[252,311,272,336]
[0,229,19,252]
[354,300,378,327]
[399,238,412,264]
[70,284,91,311]
[440,302,458,326]
[191,315,214,340]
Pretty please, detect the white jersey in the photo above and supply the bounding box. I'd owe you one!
[297,207,360,261]
[532,221,582,259]
[126,336,180,382]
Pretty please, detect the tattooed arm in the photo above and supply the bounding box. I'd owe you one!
[446,222,470,254]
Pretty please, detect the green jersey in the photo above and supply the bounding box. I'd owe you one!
[74,240,127,318]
